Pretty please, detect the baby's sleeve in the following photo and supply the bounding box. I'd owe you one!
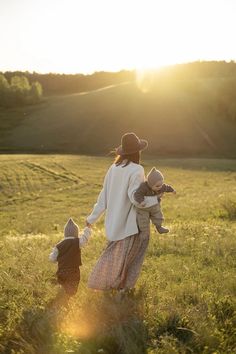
[129,168,159,209]
[49,247,58,263]
[79,227,91,248]
[161,184,175,193]
[134,183,145,203]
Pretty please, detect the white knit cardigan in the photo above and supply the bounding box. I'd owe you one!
[87,162,157,241]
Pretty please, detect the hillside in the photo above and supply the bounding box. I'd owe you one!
[0,79,236,157]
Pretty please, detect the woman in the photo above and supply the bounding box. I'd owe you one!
[86,132,157,290]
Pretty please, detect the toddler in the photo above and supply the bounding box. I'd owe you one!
[49,218,91,297]
[134,167,176,233]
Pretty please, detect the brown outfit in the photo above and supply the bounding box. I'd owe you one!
[134,181,174,232]
[56,238,82,296]
[136,204,164,232]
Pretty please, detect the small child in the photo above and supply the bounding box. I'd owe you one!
[49,218,91,297]
[134,167,176,234]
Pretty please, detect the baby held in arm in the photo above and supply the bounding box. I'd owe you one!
[134,167,176,234]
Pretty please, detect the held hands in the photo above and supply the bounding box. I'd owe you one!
[140,201,147,207]
[86,220,92,228]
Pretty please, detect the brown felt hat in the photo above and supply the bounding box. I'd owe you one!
[116,132,148,155]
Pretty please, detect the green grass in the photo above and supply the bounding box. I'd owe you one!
[0,155,236,353]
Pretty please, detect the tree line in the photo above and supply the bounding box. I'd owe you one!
[1,61,236,112]
[0,74,42,108]
[3,70,135,96]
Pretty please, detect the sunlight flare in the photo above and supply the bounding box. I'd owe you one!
[60,318,95,339]
[0,0,236,73]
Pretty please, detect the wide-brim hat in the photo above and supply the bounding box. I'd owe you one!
[116,132,148,155]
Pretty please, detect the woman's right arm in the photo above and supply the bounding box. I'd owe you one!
[86,168,109,225]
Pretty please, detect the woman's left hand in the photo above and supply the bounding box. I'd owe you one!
[86,220,92,228]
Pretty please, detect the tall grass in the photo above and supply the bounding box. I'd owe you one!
[221,199,236,220]
[0,155,236,353]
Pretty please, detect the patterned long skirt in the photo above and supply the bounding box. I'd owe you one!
[88,230,150,290]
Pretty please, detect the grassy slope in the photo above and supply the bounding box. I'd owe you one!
[1,82,236,156]
[0,155,236,353]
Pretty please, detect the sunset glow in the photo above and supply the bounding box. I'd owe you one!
[0,0,236,74]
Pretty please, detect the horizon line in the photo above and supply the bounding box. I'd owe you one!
[1,59,236,76]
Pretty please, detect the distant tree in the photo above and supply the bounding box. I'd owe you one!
[11,75,31,90]
[30,81,43,103]
[0,74,9,90]
[0,74,10,106]
[0,74,43,107]
[10,76,29,105]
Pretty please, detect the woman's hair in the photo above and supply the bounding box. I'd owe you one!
[114,151,140,167]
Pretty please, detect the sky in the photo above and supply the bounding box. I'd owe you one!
[0,0,236,74]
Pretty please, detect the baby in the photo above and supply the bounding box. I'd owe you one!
[134,167,176,233]
[49,218,91,297]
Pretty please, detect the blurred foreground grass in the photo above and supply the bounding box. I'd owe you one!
[0,155,236,353]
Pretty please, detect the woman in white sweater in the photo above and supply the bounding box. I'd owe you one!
[86,132,157,290]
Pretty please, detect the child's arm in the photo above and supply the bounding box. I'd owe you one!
[49,247,58,263]
[134,184,146,204]
[79,227,92,248]
[160,184,176,193]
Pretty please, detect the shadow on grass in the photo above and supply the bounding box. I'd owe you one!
[3,288,148,354]
[61,288,148,354]
[2,288,71,354]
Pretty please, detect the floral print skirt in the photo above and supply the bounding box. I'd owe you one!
[88,230,150,290]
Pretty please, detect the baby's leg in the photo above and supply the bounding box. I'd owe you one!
[149,203,163,226]
[136,207,150,233]
[150,204,169,234]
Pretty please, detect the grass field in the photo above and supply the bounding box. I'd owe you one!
[0,155,236,353]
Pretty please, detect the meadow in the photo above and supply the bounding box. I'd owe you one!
[0,154,236,354]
